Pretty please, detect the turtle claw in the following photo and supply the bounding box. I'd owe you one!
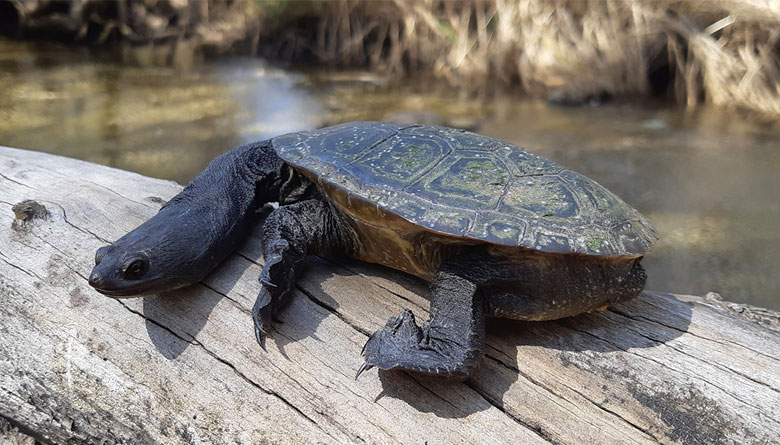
[260,277,278,288]
[355,362,374,380]
[252,308,269,351]
[252,291,273,351]
[254,324,267,351]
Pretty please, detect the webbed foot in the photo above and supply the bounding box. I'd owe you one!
[357,309,481,379]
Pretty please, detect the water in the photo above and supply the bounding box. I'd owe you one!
[1,39,778,310]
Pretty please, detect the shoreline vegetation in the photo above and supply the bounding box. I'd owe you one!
[3,0,779,119]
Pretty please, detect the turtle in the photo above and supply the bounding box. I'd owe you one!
[88,122,656,378]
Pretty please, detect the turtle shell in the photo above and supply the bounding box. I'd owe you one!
[272,122,657,256]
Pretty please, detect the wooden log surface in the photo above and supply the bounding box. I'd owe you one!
[1,145,779,445]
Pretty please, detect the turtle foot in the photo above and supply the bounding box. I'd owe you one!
[358,309,478,379]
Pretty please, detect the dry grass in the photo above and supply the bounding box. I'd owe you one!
[260,0,780,117]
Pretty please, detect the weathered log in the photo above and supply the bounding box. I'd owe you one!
[1,145,778,445]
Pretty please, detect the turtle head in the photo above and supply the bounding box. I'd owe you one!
[88,206,220,298]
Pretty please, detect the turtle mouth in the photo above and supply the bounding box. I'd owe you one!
[90,277,175,298]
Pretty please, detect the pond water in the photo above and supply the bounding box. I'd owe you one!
[1,39,778,310]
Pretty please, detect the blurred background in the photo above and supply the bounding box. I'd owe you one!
[1,0,778,309]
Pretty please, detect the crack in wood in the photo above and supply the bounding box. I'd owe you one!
[564,325,780,436]
[464,382,560,444]
[0,256,40,281]
[296,285,373,337]
[607,308,780,395]
[200,282,251,316]
[49,202,112,244]
[0,172,35,190]
[333,260,430,312]
[482,353,658,443]
[610,305,780,364]
[0,412,55,445]
[113,300,339,441]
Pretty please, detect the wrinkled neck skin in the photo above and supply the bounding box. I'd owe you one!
[89,140,284,297]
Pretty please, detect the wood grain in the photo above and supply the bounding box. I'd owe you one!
[1,145,778,444]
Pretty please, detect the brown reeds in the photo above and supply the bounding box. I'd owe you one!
[260,0,780,117]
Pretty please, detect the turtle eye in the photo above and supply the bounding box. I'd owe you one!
[123,259,148,280]
[95,246,110,265]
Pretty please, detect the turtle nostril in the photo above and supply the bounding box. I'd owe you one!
[88,272,104,288]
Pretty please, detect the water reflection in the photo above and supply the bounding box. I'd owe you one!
[0,39,777,310]
[216,59,320,145]
[0,40,320,183]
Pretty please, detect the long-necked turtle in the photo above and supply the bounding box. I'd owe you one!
[88,122,656,378]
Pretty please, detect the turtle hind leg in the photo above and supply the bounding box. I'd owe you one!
[253,199,352,346]
[359,259,485,379]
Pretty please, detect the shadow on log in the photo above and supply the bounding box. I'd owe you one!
[1,145,779,444]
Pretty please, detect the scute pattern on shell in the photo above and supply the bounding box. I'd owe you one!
[272,122,657,256]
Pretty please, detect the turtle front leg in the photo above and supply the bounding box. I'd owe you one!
[359,259,485,379]
[253,199,351,346]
